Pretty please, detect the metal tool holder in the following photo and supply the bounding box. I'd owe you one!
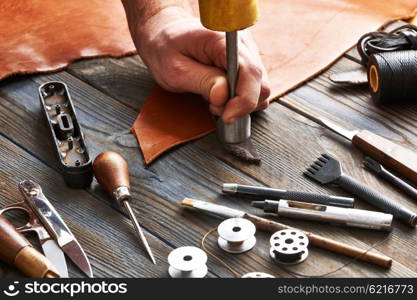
[217,218,256,253]
[270,229,309,265]
[39,82,93,188]
[241,272,275,278]
[167,246,208,278]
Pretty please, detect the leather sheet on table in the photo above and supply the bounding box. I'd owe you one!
[0,0,135,80]
[133,0,417,164]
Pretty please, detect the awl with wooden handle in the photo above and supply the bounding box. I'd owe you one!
[279,98,417,185]
[93,151,156,264]
[0,215,60,278]
[198,0,261,163]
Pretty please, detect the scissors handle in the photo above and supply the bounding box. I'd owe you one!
[0,201,47,238]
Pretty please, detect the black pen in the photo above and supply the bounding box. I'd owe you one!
[222,183,354,208]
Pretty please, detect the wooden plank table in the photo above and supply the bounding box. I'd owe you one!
[1,45,416,278]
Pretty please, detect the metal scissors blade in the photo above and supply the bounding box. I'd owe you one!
[42,239,69,278]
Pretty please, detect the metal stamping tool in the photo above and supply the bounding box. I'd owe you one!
[0,180,93,277]
[217,218,256,254]
[93,151,156,264]
[270,229,309,265]
[39,82,93,188]
[167,246,208,278]
[363,157,417,202]
[305,154,417,227]
[241,272,274,278]
[222,183,354,208]
[251,200,393,231]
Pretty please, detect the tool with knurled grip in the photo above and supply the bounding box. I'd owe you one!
[198,0,260,162]
[304,154,417,227]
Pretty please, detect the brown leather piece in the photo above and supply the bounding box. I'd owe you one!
[131,86,216,164]
[0,0,135,80]
[134,0,417,164]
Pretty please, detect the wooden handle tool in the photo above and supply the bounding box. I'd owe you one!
[198,0,259,148]
[0,215,60,278]
[182,198,392,269]
[93,151,156,264]
[279,98,417,185]
[245,214,392,268]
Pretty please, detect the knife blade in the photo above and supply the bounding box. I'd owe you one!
[18,180,93,278]
[41,239,68,278]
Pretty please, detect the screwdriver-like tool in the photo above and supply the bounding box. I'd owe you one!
[278,98,417,185]
[198,0,261,163]
[93,151,156,264]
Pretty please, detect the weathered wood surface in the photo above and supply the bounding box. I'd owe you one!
[1,42,417,278]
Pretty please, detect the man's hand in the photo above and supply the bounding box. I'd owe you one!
[122,1,270,124]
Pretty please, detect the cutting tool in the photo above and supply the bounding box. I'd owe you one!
[0,180,93,277]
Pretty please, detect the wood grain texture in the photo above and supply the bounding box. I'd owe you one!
[66,52,417,277]
[0,41,417,277]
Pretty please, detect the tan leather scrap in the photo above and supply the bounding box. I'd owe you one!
[0,0,135,80]
[131,86,216,164]
[133,0,417,164]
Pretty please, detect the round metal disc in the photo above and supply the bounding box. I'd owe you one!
[269,229,309,265]
[270,247,309,265]
[168,246,207,272]
[218,235,256,253]
[217,218,256,242]
[270,229,309,252]
[241,272,275,278]
[168,265,208,278]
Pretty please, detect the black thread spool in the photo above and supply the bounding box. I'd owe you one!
[368,50,417,104]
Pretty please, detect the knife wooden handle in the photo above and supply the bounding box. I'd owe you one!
[0,215,60,278]
[353,130,417,185]
[245,214,392,269]
[93,151,130,196]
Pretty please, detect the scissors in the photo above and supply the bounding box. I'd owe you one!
[0,180,93,278]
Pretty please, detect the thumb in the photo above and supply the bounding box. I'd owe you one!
[179,58,228,107]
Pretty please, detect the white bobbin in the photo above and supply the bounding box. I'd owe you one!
[217,218,256,253]
[269,229,309,265]
[168,246,208,278]
[241,272,275,278]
